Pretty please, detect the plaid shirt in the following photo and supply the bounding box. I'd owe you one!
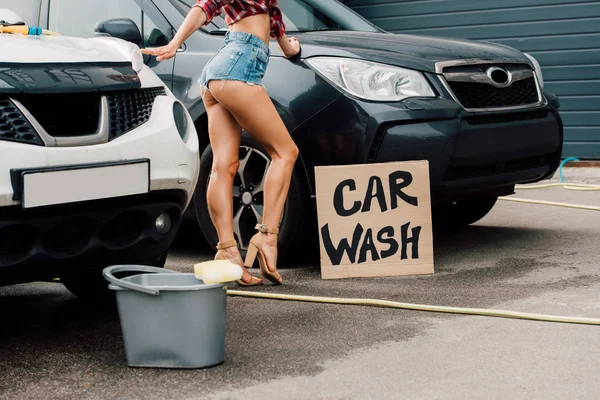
[195,0,286,38]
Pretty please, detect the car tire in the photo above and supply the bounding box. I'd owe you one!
[59,251,168,301]
[193,136,315,262]
[433,196,498,230]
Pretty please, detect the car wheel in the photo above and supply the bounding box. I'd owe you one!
[433,196,498,229]
[193,136,315,261]
[59,251,168,301]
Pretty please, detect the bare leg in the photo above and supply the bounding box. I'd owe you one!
[202,88,259,284]
[208,81,299,273]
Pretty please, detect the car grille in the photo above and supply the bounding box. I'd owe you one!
[107,87,166,140]
[0,87,166,146]
[441,63,542,111]
[447,78,539,109]
[0,98,44,146]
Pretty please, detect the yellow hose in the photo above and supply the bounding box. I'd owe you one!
[499,196,600,211]
[515,182,600,191]
[502,182,600,211]
[227,181,600,326]
[227,290,600,326]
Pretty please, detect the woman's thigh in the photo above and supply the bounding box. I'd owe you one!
[202,88,242,164]
[207,80,295,156]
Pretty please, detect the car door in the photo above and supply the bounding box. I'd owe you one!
[46,0,175,89]
[155,0,228,121]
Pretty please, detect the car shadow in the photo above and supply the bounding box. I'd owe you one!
[0,285,120,349]
[170,220,212,254]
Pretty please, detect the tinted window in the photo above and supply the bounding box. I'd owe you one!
[143,9,171,47]
[278,0,339,32]
[49,0,142,38]
[170,0,225,31]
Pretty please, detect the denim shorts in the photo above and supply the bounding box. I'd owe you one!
[200,31,270,90]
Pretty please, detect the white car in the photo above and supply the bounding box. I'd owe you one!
[0,11,199,298]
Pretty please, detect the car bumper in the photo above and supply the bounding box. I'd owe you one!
[0,95,200,209]
[298,92,562,205]
[376,106,562,202]
[0,191,184,285]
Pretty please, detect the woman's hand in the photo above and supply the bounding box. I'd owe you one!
[277,35,301,59]
[143,7,207,61]
[141,43,178,62]
[284,37,301,58]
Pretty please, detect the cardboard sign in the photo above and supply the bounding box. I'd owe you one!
[315,161,434,280]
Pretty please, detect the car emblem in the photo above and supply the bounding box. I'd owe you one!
[486,66,512,88]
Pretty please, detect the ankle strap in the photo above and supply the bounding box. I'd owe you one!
[216,240,238,250]
[255,224,279,235]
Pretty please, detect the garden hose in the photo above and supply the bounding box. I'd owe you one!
[501,180,600,211]
[559,157,581,183]
[228,180,600,326]
[514,182,600,191]
[227,290,600,326]
[499,196,600,211]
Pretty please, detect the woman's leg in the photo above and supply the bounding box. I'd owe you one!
[207,81,299,272]
[203,88,258,283]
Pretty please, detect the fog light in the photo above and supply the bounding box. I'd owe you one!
[155,213,172,235]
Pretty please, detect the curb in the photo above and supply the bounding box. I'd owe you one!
[563,161,600,168]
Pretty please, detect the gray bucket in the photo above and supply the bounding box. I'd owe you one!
[103,265,227,369]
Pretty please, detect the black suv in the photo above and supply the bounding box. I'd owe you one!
[21,0,563,260]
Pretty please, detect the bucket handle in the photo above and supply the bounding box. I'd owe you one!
[102,265,178,296]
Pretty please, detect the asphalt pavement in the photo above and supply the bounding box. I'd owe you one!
[1,178,600,400]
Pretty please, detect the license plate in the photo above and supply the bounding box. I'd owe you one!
[21,161,150,209]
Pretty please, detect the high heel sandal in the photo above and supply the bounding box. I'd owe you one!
[244,224,283,285]
[215,240,263,286]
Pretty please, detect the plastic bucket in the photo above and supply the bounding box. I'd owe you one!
[103,265,227,369]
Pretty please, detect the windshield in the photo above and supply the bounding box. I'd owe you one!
[169,0,381,34]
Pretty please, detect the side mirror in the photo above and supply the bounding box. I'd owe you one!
[94,18,142,46]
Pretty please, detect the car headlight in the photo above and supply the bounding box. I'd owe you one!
[305,57,435,101]
[524,53,544,89]
[173,102,189,142]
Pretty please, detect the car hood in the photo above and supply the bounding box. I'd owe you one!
[0,34,144,93]
[294,31,531,73]
[0,34,132,64]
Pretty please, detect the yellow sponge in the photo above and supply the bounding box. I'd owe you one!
[194,260,243,284]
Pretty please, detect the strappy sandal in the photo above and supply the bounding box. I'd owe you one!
[214,240,263,286]
[244,224,283,285]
